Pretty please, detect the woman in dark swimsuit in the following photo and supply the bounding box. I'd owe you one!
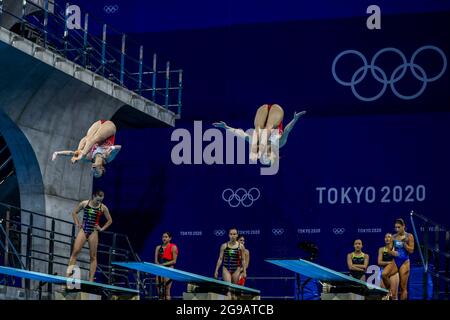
[67,190,112,282]
[378,233,399,300]
[347,239,369,281]
[214,228,247,284]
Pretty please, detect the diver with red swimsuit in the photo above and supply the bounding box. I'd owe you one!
[52,120,121,178]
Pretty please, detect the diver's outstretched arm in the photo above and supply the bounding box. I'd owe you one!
[279,111,306,148]
[52,150,75,161]
[213,121,251,143]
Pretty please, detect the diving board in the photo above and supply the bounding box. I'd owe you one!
[0,266,139,299]
[113,262,260,300]
[266,259,388,300]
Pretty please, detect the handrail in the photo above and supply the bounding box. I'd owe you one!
[410,210,450,299]
[0,0,183,115]
[410,211,428,271]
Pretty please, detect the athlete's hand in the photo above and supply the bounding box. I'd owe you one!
[242,271,247,278]
[212,121,227,129]
[389,249,398,256]
[95,225,102,232]
[52,152,58,161]
[214,271,219,279]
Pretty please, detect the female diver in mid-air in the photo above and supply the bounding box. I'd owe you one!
[52,120,121,178]
[213,104,306,164]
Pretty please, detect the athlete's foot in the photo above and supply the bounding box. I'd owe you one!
[71,150,83,163]
[258,143,267,159]
[249,151,258,163]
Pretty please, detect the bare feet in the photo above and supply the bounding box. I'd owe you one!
[71,150,83,163]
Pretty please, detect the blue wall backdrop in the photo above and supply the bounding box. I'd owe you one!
[69,1,450,297]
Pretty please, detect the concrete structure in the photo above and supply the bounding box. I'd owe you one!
[0,24,177,280]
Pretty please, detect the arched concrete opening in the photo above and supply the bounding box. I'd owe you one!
[0,109,46,272]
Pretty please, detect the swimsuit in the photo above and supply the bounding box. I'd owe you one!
[267,104,284,135]
[223,243,241,274]
[393,233,410,269]
[350,252,366,279]
[158,243,178,265]
[89,120,116,162]
[81,203,103,237]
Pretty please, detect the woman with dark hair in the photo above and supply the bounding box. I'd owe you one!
[67,190,112,282]
[237,235,250,286]
[381,218,414,300]
[347,239,369,281]
[214,228,247,284]
[378,233,399,300]
[154,232,178,300]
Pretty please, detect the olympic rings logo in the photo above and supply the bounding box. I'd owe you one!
[272,228,285,236]
[104,5,119,14]
[332,45,447,101]
[213,229,226,237]
[333,228,346,235]
[222,188,261,208]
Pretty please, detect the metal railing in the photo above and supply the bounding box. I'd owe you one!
[0,0,183,116]
[0,201,144,297]
[410,210,450,300]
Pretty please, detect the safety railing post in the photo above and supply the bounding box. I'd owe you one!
[0,0,3,14]
[434,225,440,299]
[108,233,117,285]
[101,24,107,76]
[138,46,143,95]
[177,70,183,117]
[120,34,126,86]
[165,61,170,109]
[152,53,157,102]
[43,0,48,48]
[4,209,10,266]
[21,0,27,36]
[63,3,69,57]
[70,224,76,254]
[82,13,89,67]
[445,231,449,300]
[25,227,32,295]
[424,222,429,300]
[48,219,56,294]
